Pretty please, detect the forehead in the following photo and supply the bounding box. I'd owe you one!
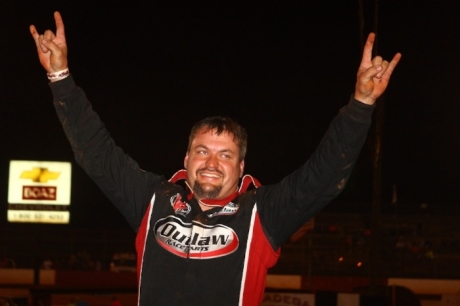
[191,127,239,149]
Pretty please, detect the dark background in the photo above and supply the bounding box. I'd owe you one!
[1,1,459,230]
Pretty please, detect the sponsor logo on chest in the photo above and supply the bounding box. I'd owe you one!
[170,193,191,217]
[154,216,239,259]
[207,201,239,218]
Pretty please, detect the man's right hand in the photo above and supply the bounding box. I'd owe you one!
[30,11,68,80]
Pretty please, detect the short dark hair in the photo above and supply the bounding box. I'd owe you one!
[188,116,247,161]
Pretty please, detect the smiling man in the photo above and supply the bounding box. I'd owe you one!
[185,117,246,207]
[30,11,400,306]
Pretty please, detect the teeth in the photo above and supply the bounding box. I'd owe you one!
[201,173,220,178]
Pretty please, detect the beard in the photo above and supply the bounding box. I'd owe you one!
[193,180,223,199]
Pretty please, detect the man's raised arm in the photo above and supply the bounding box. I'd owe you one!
[29,12,161,230]
[257,33,401,248]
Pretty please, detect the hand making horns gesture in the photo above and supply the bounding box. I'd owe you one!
[354,33,402,105]
[30,11,68,79]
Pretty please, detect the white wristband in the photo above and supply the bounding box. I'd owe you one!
[47,68,70,81]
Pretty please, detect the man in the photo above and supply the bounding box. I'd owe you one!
[30,11,400,306]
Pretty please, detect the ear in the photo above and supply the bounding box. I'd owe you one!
[239,160,245,178]
[184,152,189,169]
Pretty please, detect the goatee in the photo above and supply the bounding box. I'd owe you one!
[193,180,222,199]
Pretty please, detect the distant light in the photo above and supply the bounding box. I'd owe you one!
[356,261,362,267]
[338,257,344,262]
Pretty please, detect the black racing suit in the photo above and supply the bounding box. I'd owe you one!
[50,75,374,305]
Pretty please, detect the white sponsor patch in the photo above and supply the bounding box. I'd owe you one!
[154,216,239,259]
[207,202,240,218]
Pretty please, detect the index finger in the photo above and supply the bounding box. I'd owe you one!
[54,11,66,38]
[29,24,40,46]
[29,25,49,54]
[360,32,375,65]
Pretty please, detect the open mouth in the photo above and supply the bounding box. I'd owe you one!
[199,172,221,179]
[197,169,223,180]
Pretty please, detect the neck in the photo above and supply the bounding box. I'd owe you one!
[196,190,240,210]
[168,169,262,210]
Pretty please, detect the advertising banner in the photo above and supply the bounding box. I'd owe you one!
[7,160,71,224]
[261,292,314,306]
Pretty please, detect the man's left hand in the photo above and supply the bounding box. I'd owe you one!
[354,32,401,105]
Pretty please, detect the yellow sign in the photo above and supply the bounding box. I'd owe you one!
[8,160,72,224]
[9,160,71,205]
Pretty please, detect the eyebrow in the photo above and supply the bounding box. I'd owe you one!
[194,144,236,155]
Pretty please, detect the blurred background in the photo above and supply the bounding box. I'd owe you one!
[1,0,460,304]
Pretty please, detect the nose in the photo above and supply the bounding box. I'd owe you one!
[205,153,218,169]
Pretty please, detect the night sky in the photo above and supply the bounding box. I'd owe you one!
[1,1,459,230]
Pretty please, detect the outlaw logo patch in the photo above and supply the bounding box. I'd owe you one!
[154,216,239,259]
[170,193,191,217]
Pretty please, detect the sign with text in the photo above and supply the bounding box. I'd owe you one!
[261,292,314,306]
[8,160,71,224]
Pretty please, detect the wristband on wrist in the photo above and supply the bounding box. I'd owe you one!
[47,68,70,81]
